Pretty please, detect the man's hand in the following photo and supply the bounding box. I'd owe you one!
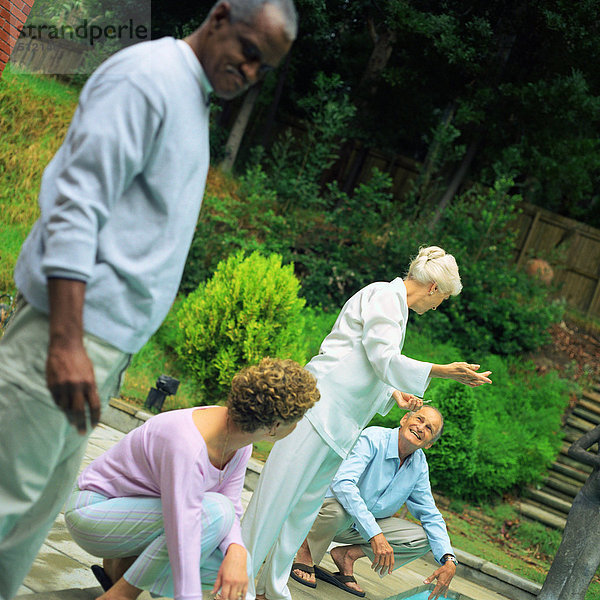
[424,560,456,600]
[47,278,99,434]
[392,391,423,411]
[211,543,248,600]
[46,339,99,434]
[369,532,394,576]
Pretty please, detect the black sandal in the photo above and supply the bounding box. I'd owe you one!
[91,564,114,592]
[314,564,366,597]
[290,562,317,588]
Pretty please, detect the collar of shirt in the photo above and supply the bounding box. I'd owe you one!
[176,39,213,105]
[387,427,415,468]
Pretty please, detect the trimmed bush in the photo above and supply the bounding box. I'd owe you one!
[176,251,306,402]
[368,330,573,501]
[424,382,479,498]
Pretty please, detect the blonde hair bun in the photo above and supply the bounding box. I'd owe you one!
[407,245,462,296]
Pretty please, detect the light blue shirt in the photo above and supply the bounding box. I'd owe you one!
[15,38,212,353]
[305,278,432,457]
[327,426,453,563]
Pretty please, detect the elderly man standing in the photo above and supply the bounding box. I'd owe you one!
[290,406,457,600]
[0,2,296,598]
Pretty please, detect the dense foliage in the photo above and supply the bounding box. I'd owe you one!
[182,139,563,358]
[369,335,573,502]
[150,0,600,227]
[175,251,307,402]
[412,179,565,356]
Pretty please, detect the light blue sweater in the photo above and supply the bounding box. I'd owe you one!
[15,38,212,353]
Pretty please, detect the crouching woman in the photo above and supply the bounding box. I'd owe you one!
[65,357,320,600]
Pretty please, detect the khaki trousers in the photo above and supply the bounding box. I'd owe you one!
[306,497,431,570]
[0,299,130,600]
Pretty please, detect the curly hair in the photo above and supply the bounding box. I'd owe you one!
[227,357,320,432]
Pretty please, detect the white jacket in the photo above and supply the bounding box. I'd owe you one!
[305,278,432,457]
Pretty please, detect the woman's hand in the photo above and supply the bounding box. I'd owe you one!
[431,363,492,387]
[211,543,248,600]
[392,390,423,411]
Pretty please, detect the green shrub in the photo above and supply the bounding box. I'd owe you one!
[469,355,570,494]
[368,330,573,501]
[175,251,307,402]
[425,383,479,498]
[180,166,290,294]
[261,72,356,211]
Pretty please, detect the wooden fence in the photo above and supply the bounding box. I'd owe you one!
[513,203,600,319]
[313,138,600,319]
[10,33,88,74]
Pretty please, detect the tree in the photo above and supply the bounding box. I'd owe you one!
[150,0,600,226]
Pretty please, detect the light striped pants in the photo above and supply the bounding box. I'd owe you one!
[65,486,235,597]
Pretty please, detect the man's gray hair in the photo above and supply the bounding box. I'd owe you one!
[214,0,298,41]
[408,405,444,443]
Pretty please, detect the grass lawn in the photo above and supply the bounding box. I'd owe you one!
[0,65,79,293]
[435,495,600,599]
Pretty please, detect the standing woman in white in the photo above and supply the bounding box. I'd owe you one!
[241,246,492,600]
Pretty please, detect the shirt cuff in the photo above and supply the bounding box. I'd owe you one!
[218,520,245,556]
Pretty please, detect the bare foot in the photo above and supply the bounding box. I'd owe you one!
[256,594,268,600]
[330,545,365,595]
[291,538,316,586]
[95,575,142,600]
[102,557,137,583]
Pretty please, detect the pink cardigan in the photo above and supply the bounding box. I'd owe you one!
[78,407,251,600]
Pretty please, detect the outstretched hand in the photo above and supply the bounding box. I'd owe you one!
[432,362,492,387]
[424,561,456,600]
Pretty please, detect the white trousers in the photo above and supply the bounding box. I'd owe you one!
[241,418,342,600]
[0,300,130,600]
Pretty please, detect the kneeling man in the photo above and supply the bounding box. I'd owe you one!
[291,406,457,599]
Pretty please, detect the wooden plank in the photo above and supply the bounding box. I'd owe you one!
[587,277,600,318]
[566,415,596,432]
[526,488,572,514]
[517,501,566,529]
[550,460,589,483]
[516,209,541,267]
[573,406,600,424]
[582,389,600,405]
[543,474,582,498]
